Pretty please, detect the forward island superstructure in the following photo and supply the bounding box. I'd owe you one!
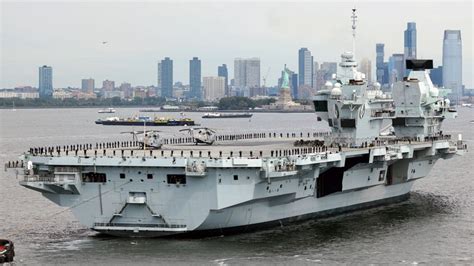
[7,9,466,237]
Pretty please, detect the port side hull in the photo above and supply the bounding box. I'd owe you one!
[93,181,413,237]
[189,192,410,238]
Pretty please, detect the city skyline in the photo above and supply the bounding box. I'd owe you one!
[1,1,472,89]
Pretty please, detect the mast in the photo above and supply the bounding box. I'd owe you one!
[351,7,357,58]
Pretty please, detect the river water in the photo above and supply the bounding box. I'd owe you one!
[0,108,472,265]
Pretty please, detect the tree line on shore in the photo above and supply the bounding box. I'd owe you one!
[0,96,277,110]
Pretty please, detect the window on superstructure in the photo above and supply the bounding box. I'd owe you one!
[233,175,238,181]
[147,174,153,179]
[120,173,126,179]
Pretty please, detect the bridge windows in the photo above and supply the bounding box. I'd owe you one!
[82,172,106,183]
[167,174,186,184]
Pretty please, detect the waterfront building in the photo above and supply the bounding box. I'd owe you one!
[0,90,39,99]
[218,64,229,96]
[102,80,115,91]
[298,48,313,87]
[38,65,53,99]
[189,57,202,99]
[81,78,94,93]
[203,76,225,102]
[443,30,462,101]
[53,89,74,99]
[119,82,132,99]
[234,58,260,88]
[133,88,147,99]
[249,87,267,98]
[158,57,173,98]
[103,90,124,99]
[376,43,385,85]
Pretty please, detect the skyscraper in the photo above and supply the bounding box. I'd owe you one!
[442,30,462,101]
[189,57,201,99]
[404,22,417,59]
[298,48,313,87]
[218,64,228,96]
[203,76,225,102]
[119,82,132,98]
[246,58,260,88]
[320,62,337,80]
[430,66,443,88]
[376,43,385,85]
[81,78,94,93]
[359,58,372,84]
[291,73,298,99]
[312,61,319,91]
[388,54,405,85]
[38,65,53,99]
[102,80,115,91]
[234,58,260,88]
[158,57,173,98]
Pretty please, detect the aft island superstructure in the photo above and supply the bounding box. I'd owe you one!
[7,10,466,237]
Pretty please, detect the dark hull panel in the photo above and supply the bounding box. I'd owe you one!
[202,114,253,119]
[95,121,196,126]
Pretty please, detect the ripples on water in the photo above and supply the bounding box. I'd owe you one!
[0,108,472,264]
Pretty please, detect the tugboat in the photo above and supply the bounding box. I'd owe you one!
[202,112,253,119]
[95,116,196,126]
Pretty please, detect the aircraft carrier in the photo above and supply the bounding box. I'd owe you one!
[5,9,466,237]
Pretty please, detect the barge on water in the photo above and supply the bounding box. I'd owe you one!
[95,116,196,126]
[202,112,253,119]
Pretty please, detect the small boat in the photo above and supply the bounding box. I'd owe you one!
[461,103,472,108]
[202,112,253,119]
[95,116,196,126]
[0,239,15,263]
[98,108,116,113]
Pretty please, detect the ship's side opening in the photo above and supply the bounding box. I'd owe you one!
[317,154,369,198]
[82,172,107,183]
[167,174,186,184]
[313,100,328,112]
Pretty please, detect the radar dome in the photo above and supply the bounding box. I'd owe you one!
[341,52,353,59]
[325,81,333,89]
[331,83,342,96]
[374,82,381,90]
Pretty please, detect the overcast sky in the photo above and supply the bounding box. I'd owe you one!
[1,0,472,89]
